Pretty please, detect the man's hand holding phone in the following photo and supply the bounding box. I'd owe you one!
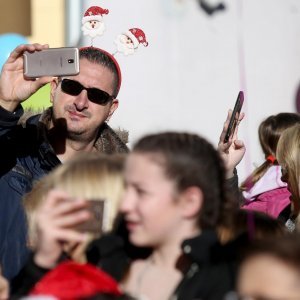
[218,92,246,179]
[0,43,53,112]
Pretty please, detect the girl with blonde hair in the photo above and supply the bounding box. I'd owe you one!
[276,123,300,230]
[23,152,125,260]
[11,153,128,298]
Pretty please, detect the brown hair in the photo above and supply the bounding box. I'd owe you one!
[241,113,300,191]
[240,232,300,271]
[218,209,286,244]
[132,132,234,229]
[79,47,121,98]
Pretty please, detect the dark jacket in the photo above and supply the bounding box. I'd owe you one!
[11,231,237,300]
[94,231,237,300]
[173,231,236,300]
[0,105,128,280]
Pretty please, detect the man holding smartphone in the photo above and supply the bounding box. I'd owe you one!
[0,43,128,279]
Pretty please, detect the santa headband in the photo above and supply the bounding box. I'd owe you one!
[79,46,122,97]
[124,28,149,48]
[80,5,149,94]
[81,5,109,23]
[81,5,149,53]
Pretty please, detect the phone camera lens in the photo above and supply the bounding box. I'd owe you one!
[68,59,74,64]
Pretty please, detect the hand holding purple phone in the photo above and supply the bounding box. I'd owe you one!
[218,91,246,178]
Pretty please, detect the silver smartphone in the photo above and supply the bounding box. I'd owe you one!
[23,47,80,78]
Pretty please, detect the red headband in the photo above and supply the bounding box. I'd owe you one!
[79,46,122,96]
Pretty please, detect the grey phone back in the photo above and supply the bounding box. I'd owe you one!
[23,47,80,78]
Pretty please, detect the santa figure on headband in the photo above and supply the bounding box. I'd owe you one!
[114,28,149,56]
[81,6,109,42]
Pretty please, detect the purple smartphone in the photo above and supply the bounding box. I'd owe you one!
[224,91,244,143]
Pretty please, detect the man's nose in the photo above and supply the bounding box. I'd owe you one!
[73,89,89,110]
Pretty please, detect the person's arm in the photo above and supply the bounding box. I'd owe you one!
[218,110,246,205]
[218,110,246,180]
[225,168,245,205]
[0,43,52,112]
[0,104,24,139]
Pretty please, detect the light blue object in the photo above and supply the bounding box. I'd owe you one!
[0,33,28,72]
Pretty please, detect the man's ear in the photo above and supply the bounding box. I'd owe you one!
[50,78,59,103]
[179,186,203,219]
[106,99,119,121]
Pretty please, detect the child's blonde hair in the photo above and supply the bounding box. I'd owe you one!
[276,124,300,220]
[23,153,126,248]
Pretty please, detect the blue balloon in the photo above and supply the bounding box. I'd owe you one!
[0,33,28,71]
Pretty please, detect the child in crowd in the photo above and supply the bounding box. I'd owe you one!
[119,132,238,300]
[23,153,125,251]
[15,132,240,300]
[235,233,300,300]
[11,153,128,299]
[12,108,246,299]
[241,113,300,221]
[276,123,300,231]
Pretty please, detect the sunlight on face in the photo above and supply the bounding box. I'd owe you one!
[238,254,300,299]
[120,153,185,247]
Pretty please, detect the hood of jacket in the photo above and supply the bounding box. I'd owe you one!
[242,165,287,201]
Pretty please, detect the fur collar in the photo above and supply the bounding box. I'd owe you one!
[19,107,129,154]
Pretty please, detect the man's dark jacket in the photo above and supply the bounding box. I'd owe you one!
[0,105,128,279]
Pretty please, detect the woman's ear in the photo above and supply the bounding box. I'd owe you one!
[179,186,203,219]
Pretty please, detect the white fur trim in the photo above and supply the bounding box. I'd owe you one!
[124,31,139,48]
[82,15,103,24]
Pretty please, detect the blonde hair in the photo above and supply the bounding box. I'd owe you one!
[24,153,126,248]
[276,124,300,218]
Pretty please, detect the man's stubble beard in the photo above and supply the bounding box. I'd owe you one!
[52,105,97,143]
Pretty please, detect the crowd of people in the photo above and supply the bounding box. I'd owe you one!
[0,43,299,300]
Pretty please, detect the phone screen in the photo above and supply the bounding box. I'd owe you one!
[224,91,244,143]
[73,199,107,236]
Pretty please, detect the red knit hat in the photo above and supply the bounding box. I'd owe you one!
[30,261,122,299]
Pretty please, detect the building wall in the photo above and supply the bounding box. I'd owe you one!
[29,0,65,46]
[79,0,300,181]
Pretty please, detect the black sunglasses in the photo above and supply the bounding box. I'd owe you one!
[60,78,114,105]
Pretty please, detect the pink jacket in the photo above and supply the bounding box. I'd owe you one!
[241,166,291,218]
